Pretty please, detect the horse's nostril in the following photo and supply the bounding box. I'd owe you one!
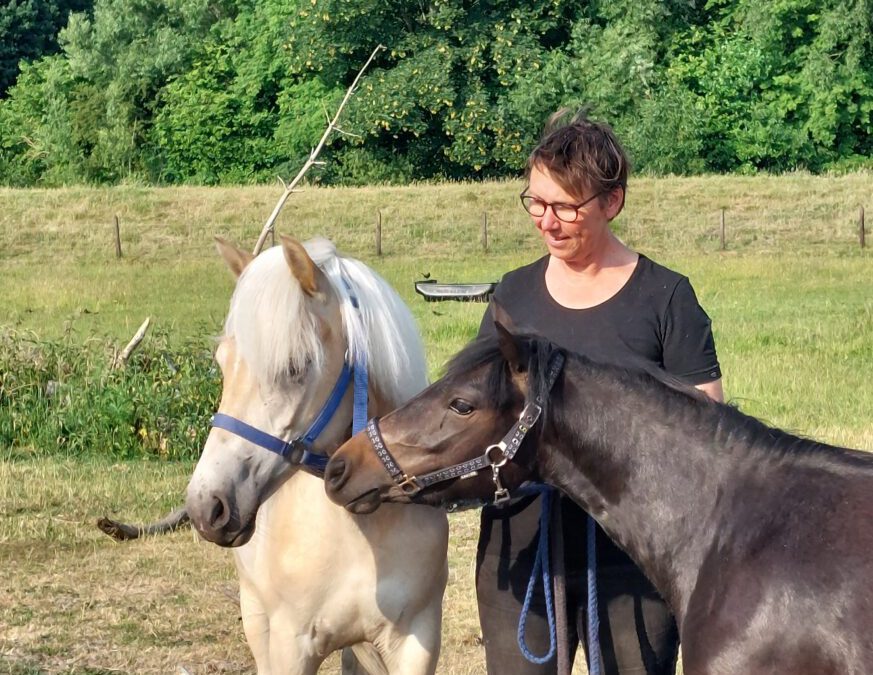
[325,457,347,490]
[208,494,231,530]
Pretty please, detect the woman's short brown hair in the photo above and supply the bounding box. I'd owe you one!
[527,109,630,211]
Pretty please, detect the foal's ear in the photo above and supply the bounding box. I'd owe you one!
[495,321,526,374]
[490,300,516,332]
[280,235,319,296]
[215,236,254,278]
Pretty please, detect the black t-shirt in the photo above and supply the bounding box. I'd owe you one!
[477,253,721,566]
[477,254,721,385]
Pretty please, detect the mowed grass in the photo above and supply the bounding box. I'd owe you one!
[1,175,871,674]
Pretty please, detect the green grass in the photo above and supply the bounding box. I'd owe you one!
[0,176,871,673]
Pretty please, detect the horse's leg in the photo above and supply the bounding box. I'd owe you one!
[263,606,330,675]
[239,581,272,674]
[345,643,388,675]
[267,636,322,675]
[377,607,442,675]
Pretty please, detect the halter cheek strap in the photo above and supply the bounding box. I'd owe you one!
[212,359,360,472]
[367,351,565,504]
[210,279,369,474]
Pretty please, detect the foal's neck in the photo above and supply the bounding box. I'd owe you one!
[537,361,739,622]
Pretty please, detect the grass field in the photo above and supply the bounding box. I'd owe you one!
[1,175,871,674]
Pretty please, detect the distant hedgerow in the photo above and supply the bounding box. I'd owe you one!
[0,328,219,460]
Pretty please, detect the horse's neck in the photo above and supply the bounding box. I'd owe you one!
[538,364,739,621]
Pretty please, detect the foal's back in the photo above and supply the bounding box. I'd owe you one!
[683,446,873,675]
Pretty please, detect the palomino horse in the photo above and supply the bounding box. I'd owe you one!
[186,236,448,674]
[325,318,873,675]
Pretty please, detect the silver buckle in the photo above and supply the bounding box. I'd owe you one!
[397,474,421,495]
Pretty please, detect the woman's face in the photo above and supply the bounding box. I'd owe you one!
[526,165,620,264]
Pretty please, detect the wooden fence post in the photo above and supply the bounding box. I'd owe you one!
[482,212,489,252]
[375,210,382,256]
[114,215,122,258]
[720,209,726,251]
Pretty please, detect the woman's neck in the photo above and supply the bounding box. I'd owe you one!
[545,236,639,309]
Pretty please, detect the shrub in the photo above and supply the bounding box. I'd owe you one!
[0,328,219,460]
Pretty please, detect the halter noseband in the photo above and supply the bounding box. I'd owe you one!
[210,280,369,474]
[366,351,565,505]
[212,357,364,473]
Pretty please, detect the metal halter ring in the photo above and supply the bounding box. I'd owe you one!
[485,443,509,468]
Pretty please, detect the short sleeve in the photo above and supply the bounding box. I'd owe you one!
[476,276,511,340]
[662,278,721,384]
[477,303,496,340]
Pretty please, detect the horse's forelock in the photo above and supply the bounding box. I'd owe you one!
[445,338,502,398]
[224,240,429,405]
[224,246,324,383]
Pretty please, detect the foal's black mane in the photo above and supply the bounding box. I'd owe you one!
[448,333,863,465]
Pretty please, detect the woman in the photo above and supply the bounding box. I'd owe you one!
[475,111,723,674]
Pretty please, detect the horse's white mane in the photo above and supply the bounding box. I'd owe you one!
[224,237,428,406]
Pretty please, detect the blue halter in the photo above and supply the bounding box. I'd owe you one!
[211,358,367,473]
[211,283,369,473]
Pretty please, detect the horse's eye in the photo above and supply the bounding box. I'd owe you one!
[449,399,475,415]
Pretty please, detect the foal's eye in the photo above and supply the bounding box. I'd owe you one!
[449,399,475,415]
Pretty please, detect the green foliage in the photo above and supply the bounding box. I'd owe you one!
[619,83,709,175]
[0,0,870,184]
[150,1,345,184]
[0,56,86,185]
[0,328,219,459]
[288,0,602,178]
[152,41,271,183]
[0,0,93,95]
[667,0,873,172]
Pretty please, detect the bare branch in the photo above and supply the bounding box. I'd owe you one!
[334,126,363,140]
[114,317,150,368]
[252,44,386,256]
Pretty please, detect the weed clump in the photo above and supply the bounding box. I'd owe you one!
[0,328,219,460]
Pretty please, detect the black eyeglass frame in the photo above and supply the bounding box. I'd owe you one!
[519,190,604,223]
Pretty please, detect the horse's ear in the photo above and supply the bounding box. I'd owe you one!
[495,320,525,374]
[489,300,517,332]
[215,236,254,278]
[280,235,319,296]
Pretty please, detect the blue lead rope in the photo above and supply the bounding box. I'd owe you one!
[517,485,557,664]
[587,514,602,675]
[516,485,602,675]
[345,280,369,437]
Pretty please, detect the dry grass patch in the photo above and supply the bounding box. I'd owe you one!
[0,459,498,675]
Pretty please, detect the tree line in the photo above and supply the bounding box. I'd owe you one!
[0,0,870,187]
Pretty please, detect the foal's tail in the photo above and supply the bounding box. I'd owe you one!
[96,505,190,541]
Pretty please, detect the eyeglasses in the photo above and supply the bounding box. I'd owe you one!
[519,191,603,223]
